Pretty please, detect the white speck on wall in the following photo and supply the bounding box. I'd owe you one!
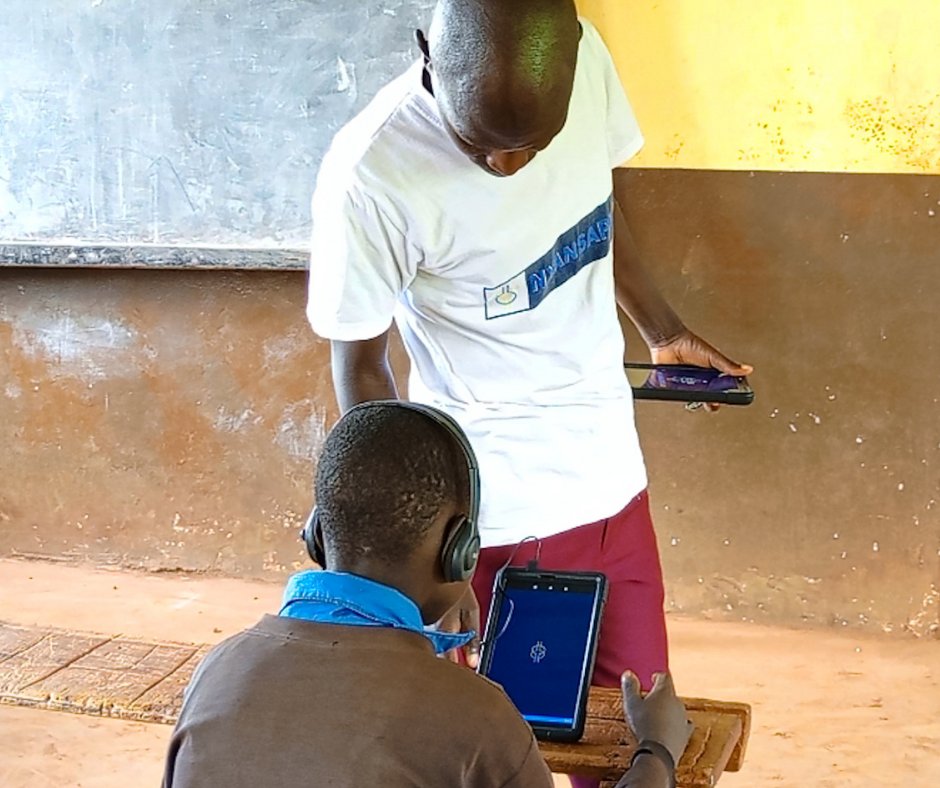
[872,541,880,552]
[335,57,357,100]
[897,482,905,491]
[262,333,302,369]
[770,408,779,418]
[12,312,138,383]
[855,435,864,444]
[275,401,327,461]
[840,232,850,242]
[833,532,839,539]
[808,412,821,425]
[215,406,258,433]
[788,422,797,432]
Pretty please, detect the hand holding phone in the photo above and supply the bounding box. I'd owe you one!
[624,363,754,406]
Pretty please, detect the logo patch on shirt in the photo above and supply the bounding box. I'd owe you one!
[483,195,613,320]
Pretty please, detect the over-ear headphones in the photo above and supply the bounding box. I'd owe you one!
[299,401,481,583]
[301,506,327,568]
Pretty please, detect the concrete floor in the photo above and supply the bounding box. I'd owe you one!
[1,558,938,787]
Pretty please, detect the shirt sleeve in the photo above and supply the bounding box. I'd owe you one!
[306,166,417,342]
[582,19,645,168]
[611,753,673,788]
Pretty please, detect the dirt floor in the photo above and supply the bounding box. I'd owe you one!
[1,558,938,788]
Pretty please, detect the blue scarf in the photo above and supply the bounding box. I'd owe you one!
[279,570,473,656]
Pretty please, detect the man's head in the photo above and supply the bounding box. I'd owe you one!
[421,0,580,177]
[311,401,478,623]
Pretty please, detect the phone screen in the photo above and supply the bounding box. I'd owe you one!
[624,364,741,392]
[482,573,603,731]
[623,363,754,405]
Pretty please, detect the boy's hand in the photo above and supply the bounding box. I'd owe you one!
[437,585,480,668]
[621,671,694,766]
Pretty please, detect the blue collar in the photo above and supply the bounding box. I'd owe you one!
[279,570,473,656]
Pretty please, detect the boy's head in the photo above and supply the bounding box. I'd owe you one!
[309,400,479,623]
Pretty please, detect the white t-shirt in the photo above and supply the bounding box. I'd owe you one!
[308,20,648,547]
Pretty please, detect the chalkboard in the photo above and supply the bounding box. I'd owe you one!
[0,0,435,258]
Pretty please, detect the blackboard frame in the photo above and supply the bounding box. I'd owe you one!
[0,243,307,271]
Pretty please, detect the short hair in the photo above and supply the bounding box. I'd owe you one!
[314,402,470,565]
[429,0,580,140]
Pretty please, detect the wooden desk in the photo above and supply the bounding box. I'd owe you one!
[539,688,751,787]
[1,622,750,786]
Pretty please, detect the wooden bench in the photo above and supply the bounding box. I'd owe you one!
[540,688,750,787]
[1,622,749,785]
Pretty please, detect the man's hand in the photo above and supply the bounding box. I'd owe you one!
[437,585,480,668]
[649,328,751,376]
[649,329,753,412]
[622,671,694,768]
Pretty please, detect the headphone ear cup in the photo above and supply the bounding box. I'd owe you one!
[301,508,327,568]
[441,516,480,583]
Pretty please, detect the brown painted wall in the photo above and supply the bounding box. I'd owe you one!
[1,169,938,637]
[617,169,939,637]
[0,270,334,576]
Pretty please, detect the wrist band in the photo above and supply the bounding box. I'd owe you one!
[630,740,676,788]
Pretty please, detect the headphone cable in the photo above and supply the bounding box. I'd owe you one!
[478,535,541,653]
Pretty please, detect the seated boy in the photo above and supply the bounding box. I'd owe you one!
[162,401,691,787]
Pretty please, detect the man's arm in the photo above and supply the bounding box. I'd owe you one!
[612,195,752,379]
[612,196,685,349]
[330,331,398,413]
[615,755,674,788]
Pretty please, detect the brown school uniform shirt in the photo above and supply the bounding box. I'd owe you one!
[162,614,554,787]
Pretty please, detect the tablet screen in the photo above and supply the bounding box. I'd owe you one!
[480,570,605,737]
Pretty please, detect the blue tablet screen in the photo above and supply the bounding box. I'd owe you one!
[484,584,597,727]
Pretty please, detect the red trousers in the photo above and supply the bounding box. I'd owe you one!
[472,490,669,787]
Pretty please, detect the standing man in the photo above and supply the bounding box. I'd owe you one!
[307,0,749,742]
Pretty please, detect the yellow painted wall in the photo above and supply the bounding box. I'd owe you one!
[579,0,940,173]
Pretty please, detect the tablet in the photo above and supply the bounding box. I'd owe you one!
[624,362,755,406]
[478,567,607,742]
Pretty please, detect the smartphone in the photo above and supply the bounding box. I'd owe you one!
[624,362,754,405]
[478,567,607,742]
